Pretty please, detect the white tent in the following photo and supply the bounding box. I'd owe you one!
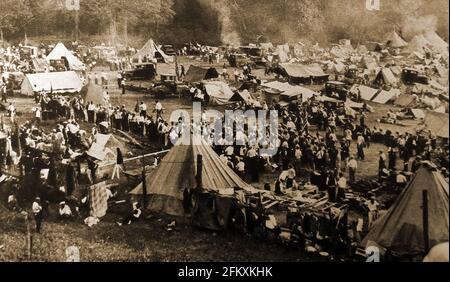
[203,81,234,106]
[423,31,449,52]
[21,71,83,96]
[133,39,174,63]
[46,43,85,71]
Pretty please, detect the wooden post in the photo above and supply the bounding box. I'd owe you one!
[422,190,429,254]
[25,213,32,260]
[142,155,147,207]
[196,155,203,189]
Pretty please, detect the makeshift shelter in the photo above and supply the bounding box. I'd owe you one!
[424,111,449,139]
[280,63,329,84]
[21,71,83,96]
[230,89,259,106]
[385,31,408,48]
[203,81,234,105]
[129,141,252,217]
[350,85,379,101]
[185,65,219,83]
[371,88,400,104]
[133,38,174,63]
[362,162,449,260]
[374,68,399,86]
[46,43,85,71]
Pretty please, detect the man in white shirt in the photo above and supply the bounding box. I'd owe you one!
[32,197,43,233]
[155,100,163,117]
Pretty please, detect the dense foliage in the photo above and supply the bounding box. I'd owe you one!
[0,0,448,46]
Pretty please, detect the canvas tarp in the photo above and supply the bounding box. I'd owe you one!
[262,81,317,102]
[362,163,449,259]
[203,81,234,105]
[385,31,408,48]
[424,111,449,138]
[133,38,174,63]
[185,65,219,82]
[46,43,85,71]
[230,89,260,106]
[21,71,83,96]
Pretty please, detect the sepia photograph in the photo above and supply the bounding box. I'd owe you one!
[0,0,448,267]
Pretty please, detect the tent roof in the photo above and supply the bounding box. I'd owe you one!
[87,134,129,161]
[406,35,432,53]
[385,31,408,48]
[423,31,449,51]
[203,81,234,105]
[22,71,83,94]
[424,111,449,138]
[350,85,379,101]
[133,38,174,63]
[185,65,219,82]
[375,68,399,85]
[280,63,328,78]
[46,43,85,71]
[362,162,449,258]
[130,141,253,195]
[372,88,400,104]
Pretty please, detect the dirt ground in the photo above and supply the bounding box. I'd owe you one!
[0,58,422,262]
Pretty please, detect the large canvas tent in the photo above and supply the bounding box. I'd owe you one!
[406,35,432,54]
[385,31,408,48]
[21,71,83,96]
[185,65,219,82]
[280,63,329,84]
[87,134,129,162]
[362,163,449,260]
[46,43,85,71]
[133,38,174,63]
[130,141,252,216]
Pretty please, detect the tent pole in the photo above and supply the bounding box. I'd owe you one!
[422,190,430,254]
[142,155,147,207]
[196,155,203,189]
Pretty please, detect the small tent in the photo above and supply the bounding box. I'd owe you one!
[385,31,408,48]
[21,71,83,96]
[185,65,219,83]
[87,134,129,161]
[203,81,234,105]
[362,162,449,260]
[350,85,380,101]
[133,38,174,63]
[374,68,399,86]
[371,88,400,104]
[406,35,432,54]
[46,43,85,71]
